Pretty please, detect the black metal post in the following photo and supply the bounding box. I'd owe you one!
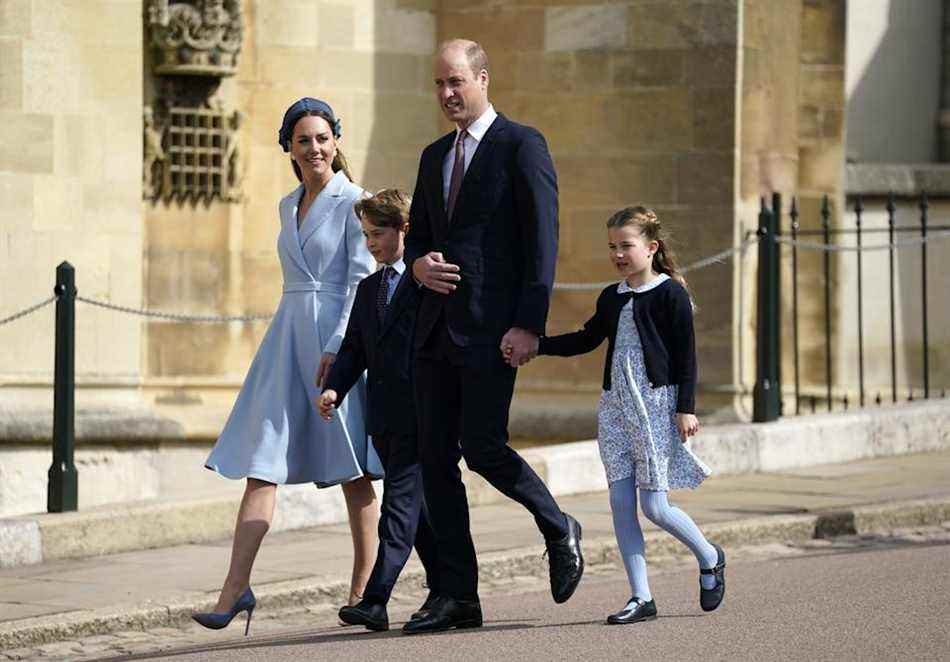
[772,193,783,415]
[790,197,801,415]
[822,196,833,411]
[49,261,78,513]
[855,196,865,408]
[920,192,930,398]
[887,193,897,403]
[753,197,781,422]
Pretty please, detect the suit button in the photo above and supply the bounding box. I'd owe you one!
[376,378,384,385]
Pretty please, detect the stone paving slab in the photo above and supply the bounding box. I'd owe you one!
[0,450,948,651]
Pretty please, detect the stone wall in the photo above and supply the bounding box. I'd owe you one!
[0,0,144,387]
[846,0,943,163]
[1,0,898,424]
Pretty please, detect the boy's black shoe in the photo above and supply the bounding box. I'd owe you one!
[338,599,389,631]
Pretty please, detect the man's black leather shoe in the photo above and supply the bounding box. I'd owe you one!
[606,597,657,625]
[401,596,482,634]
[338,599,389,631]
[410,591,439,620]
[700,543,726,612]
[545,513,584,604]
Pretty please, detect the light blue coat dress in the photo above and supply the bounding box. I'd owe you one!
[206,171,383,486]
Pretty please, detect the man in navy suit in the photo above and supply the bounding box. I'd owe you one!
[319,189,439,631]
[401,39,584,634]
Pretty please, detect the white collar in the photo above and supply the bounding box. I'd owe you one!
[457,104,497,143]
[617,272,670,294]
[384,257,406,276]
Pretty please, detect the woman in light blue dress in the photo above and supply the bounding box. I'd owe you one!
[195,99,383,632]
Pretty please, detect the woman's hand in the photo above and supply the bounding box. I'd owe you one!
[676,413,700,442]
[316,352,336,389]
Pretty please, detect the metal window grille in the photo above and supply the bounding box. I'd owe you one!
[165,107,227,203]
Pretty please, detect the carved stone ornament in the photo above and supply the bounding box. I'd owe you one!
[147,0,243,77]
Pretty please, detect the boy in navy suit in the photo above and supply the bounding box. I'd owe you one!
[318,189,438,631]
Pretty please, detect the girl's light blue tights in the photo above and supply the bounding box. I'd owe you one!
[608,475,719,602]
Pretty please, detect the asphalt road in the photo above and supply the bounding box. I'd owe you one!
[84,529,950,662]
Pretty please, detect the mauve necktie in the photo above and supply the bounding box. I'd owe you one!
[446,130,467,221]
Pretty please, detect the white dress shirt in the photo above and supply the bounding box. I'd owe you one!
[442,104,498,206]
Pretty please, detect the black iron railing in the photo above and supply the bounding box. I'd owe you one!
[754,193,950,421]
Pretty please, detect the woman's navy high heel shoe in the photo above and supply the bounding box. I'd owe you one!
[192,587,256,636]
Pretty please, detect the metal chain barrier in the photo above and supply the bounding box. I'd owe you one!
[775,229,950,252]
[553,235,761,291]
[0,295,56,326]
[4,236,763,322]
[75,295,274,323]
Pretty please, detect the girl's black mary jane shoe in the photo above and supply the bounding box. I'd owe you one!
[700,543,726,612]
[606,597,658,625]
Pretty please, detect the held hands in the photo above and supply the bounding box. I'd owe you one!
[316,389,338,420]
[316,352,336,389]
[500,327,539,367]
[676,413,700,442]
[412,252,460,294]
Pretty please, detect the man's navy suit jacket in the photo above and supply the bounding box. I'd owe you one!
[403,113,559,349]
[324,268,420,437]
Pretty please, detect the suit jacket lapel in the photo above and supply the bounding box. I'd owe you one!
[280,185,315,277]
[366,269,384,341]
[378,271,413,339]
[298,171,348,248]
[460,114,505,194]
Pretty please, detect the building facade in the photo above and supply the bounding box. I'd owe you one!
[1,0,947,423]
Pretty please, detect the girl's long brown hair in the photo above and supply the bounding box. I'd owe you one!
[606,206,688,291]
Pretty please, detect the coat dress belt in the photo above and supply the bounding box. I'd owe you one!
[282,281,348,295]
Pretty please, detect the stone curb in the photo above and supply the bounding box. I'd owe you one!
[2,495,949,651]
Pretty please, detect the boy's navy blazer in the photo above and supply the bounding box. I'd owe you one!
[403,112,559,348]
[324,267,420,436]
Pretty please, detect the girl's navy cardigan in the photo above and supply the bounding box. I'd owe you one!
[538,278,697,414]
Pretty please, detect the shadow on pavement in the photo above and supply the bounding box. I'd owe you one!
[91,616,633,661]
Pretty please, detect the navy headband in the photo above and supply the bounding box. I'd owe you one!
[278,98,342,152]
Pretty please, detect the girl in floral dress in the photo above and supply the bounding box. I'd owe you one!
[537,206,726,624]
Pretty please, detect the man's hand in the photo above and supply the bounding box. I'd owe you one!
[412,252,461,294]
[676,413,700,442]
[316,352,336,389]
[500,327,539,367]
[316,389,338,420]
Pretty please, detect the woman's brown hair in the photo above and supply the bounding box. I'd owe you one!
[289,110,353,182]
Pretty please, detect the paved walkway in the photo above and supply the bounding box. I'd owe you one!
[1,450,949,627]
